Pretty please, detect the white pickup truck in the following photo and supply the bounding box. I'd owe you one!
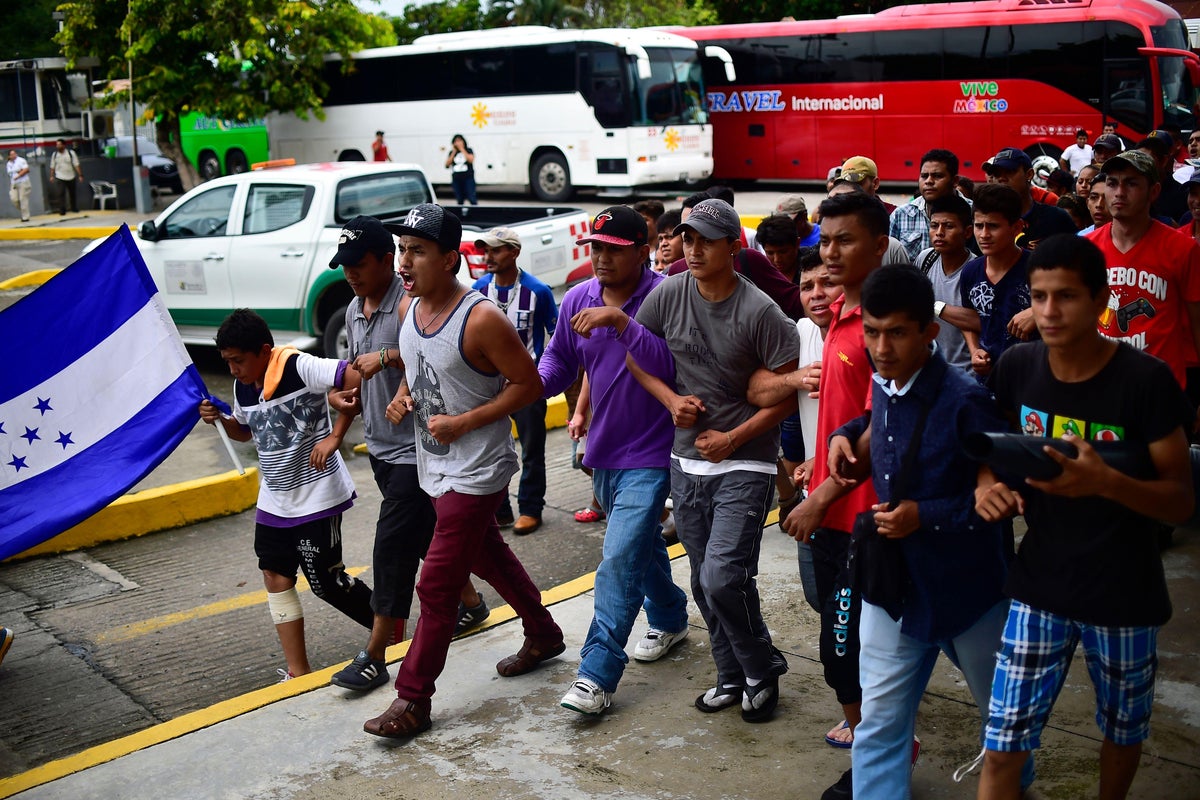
[86,162,590,355]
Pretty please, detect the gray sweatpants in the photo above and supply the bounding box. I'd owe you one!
[670,463,786,686]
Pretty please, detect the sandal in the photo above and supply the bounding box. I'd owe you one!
[695,683,743,713]
[574,506,605,523]
[364,698,432,739]
[825,719,853,749]
[496,636,566,677]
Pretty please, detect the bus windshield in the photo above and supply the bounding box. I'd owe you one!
[1151,21,1198,129]
[633,47,708,127]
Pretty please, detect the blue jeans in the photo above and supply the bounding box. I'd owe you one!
[853,599,1034,798]
[578,468,688,693]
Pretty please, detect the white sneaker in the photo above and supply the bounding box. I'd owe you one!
[633,627,689,662]
[561,678,612,715]
[661,511,677,540]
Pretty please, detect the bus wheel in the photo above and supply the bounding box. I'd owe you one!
[226,150,249,174]
[531,153,573,202]
[322,306,350,359]
[199,151,221,181]
[1025,144,1061,190]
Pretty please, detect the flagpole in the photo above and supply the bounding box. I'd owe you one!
[214,419,245,475]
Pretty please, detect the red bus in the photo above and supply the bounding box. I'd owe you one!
[679,0,1200,183]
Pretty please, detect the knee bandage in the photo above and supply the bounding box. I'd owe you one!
[267,588,304,624]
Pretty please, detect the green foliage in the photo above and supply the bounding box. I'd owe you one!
[0,0,62,59]
[391,0,491,45]
[54,0,396,185]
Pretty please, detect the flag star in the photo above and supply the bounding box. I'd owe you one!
[34,397,53,415]
[56,431,74,449]
[8,455,27,472]
[0,420,5,434]
[21,426,40,444]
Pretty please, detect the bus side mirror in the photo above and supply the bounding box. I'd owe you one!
[138,220,160,242]
[704,46,737,82]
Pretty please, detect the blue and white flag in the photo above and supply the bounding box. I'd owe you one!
[0,226,210,561]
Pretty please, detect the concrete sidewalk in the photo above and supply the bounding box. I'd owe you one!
[4,525,1199,800]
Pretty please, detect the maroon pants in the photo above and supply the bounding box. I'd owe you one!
[393,488,561,708]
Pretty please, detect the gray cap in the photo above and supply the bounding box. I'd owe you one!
[675,198,741,240]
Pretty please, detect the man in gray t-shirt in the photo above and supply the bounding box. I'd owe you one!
[919,195,980,373]
[627,198,799,722]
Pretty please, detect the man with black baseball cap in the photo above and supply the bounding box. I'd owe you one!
[631,197,800,722]
[326,214,436,694]
[1086,150,1200,394]
[365,202,564,740]
[984,147,1076,248]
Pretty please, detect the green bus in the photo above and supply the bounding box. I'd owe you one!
[178,112,269,179]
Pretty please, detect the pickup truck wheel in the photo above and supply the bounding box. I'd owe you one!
[531,153,573,202]
[323,307,350,359]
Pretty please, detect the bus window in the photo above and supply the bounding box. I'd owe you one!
[0,71,37,123]
[1151,21,1199,127]
[512,44,575,95]
[1105,61,1153,132]
[580,47,631,129]
[875,29,942,82]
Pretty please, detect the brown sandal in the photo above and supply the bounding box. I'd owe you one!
[364,698,432,738]
[496,636,566,677]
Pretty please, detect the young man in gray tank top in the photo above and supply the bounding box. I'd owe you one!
[363,204,563,739]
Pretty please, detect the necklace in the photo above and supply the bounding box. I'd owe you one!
[418,289,461,334]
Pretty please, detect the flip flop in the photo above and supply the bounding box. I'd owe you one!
[825,719,853,749]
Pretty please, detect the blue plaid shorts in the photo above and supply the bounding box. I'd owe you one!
[985,600,1158,751]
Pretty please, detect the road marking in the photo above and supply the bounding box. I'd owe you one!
[64,552,140,592]
[94,566,369,645]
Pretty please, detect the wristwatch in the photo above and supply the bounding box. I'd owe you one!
[933,300,947,318]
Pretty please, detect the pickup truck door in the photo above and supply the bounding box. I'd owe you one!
[521,217,572,288]
[141,184,236,332]
[223,183,319,338]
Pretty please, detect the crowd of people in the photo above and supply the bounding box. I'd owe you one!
[192,125,1197,800]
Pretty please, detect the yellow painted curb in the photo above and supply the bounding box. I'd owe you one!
[4,468,258,562]
[0,505,780,797]
[0,269,62,290]
[740,212,766,230]
[0,226,117,240]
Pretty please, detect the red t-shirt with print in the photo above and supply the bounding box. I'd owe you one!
[1087,221,1200,387]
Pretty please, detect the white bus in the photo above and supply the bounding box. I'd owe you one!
[0,57,98,154]
[268,27,729,201]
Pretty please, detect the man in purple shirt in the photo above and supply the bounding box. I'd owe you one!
[539,206,690,715]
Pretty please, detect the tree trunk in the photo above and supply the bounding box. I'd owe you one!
[155,113,201,192]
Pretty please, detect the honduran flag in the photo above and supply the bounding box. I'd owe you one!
[0,226,211,561]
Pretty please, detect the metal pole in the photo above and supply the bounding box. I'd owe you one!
[127,1,151,212]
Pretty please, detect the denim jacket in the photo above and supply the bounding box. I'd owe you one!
[834,350,1009,643]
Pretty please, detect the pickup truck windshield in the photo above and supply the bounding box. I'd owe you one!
[335,171,433,223]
